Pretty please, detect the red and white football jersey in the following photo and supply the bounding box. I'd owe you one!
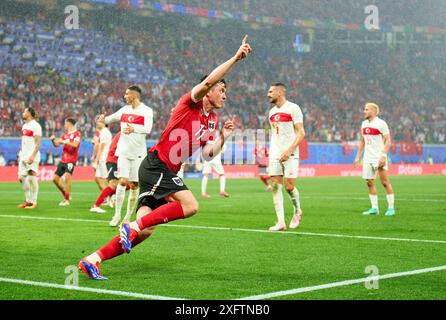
[361,117,390,163]
[105,103,153,159]
[98,127,112,162]
[61,130,82,163]
[20,119,42,159]
[268,100,303,160]
[151,91,219,174]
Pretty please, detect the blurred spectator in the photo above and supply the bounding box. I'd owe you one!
[0,153,6,166]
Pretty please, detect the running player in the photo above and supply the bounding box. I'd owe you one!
[17,107,42,209]
[79,35,252,280]
[267,83,305,231]
[90,132,121,213]
[354,102,395,216]
[254,139,272,191]
[98,86,153,227]
[201,147,229,198]
[50,118,82,206]
[92,116,112,191]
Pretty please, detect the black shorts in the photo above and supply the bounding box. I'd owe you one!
[106,162,118,181]
[137,151,188,211]
[55,162,75,177]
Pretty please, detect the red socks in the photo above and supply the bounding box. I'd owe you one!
[97,235,143,262]
[94,186,116,207]
[137,202,185,230]
[64,192,70,200]
[259,175,270,187]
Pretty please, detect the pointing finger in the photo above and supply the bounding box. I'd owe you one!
[242,34,248,44]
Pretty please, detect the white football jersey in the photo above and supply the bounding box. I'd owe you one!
[361,117,390,163]
[98,127,112,162]
[105,103,153,159]
[269,101,303,160]
[19,119,42,159]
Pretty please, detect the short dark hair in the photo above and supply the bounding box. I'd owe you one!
[26,107,36,118]
[127,85,142,95]
[66,118,77,126]
[271,82,287,90]
[200,75,226,86]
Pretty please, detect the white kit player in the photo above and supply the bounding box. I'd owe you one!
[98,85,153,227]
[92,116,112,191]
[267,83,305,231]
[354,103,395,216]
[201,145,229,198]
[17,107,42,209]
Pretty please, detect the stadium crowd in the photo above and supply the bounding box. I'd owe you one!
[0,1,445,144]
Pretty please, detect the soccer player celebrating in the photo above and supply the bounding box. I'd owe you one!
[90,132,121,213]
[92,116,112,191]
[79,35,252,280]
[254,139,272,191]
[98,86,153,227]
[201,147,229,198]
[50,118,82,206]
[17,107,42,209]
[267,83,305,231]
[354,103,395,216]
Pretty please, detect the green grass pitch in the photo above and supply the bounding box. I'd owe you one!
[0,175,445,300]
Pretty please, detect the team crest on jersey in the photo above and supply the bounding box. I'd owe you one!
[274,114,281,122]
[208,121,216,131]
[172,177,184,186]
[365,128,371,134]
[128,115,135,123]
[70,134,74,139]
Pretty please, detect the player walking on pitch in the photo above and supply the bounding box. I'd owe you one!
[50,118,82,206]
[92,116,112,192]
[267,83,305,231]
[79,35,252,280]
[201,147,229,198]
[354,103,395,216]
[98,86,153,227]
[17,107,42,209]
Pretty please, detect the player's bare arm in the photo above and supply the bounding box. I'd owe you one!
[202,118,235,160]
[280,123,305,162]
[379,133,391,168]
[50,135,63,147]
[354,137,365,168]
[27,135,42,164]
[62,139,80,148]
[192,35,252,102]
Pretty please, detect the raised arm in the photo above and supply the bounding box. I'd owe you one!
[191,35,252,102]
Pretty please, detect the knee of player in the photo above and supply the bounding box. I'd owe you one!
[285,183,294,193]
[139,228,154,241]
[366,180,374,187]
[183,199,199,216]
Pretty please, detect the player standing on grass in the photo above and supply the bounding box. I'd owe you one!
[201,147,229,198]
[254,139,272,191]
[354,103,395,216]
[90,132,122,213]
[78,35,252,280]
[98,86,153,227]
[267,83,305,231]
[92,116,112,192]
[50,118,81,206]
[17,107,42,209]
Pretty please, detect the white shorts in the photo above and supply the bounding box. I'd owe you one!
[202,160,225,175]
[18,154,40,177]
[268,158,299,178]
[117,156,144,182]
[95,161,108,179]
[362,160,388,180]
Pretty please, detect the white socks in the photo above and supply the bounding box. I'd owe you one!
[123,187,139,221]
[22,176,31,203]
[272,183,285,225]
[287,187,301,214]
[28,175,39,204]
[220,175,226,193]
[369,194,378,209]
[114,184,127,219]
[201,175,208,194]
[87,252,102,264]
[386,194,394,209]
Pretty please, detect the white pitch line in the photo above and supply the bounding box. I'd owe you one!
[238,265,446,300]
[0,277,185,300]
[1,214,446,244]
